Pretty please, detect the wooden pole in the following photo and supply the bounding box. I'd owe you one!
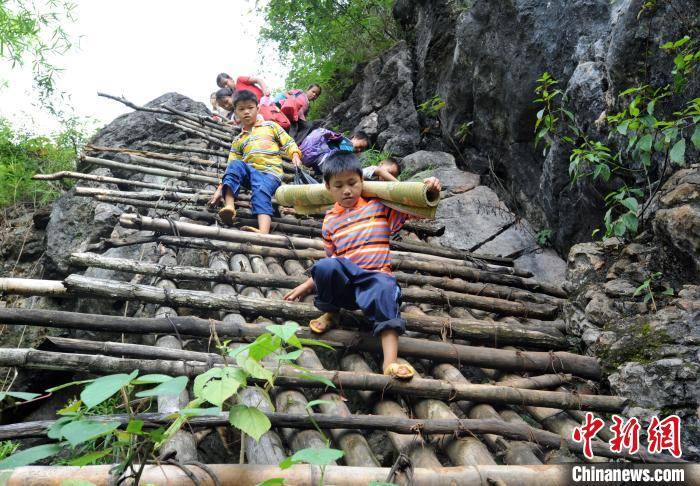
[158,117,230,149]
[0,347,621,410]
[69,252,560,321]
[81,156,219,185]
[146,140,228,157]
[86,145,225,167]
[121,215,562,296]
[33,171,197,193]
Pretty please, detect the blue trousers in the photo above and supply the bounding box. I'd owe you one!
[221,160,281,216]
[310,257,406,336]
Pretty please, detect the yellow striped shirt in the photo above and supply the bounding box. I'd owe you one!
[228,119,301,177]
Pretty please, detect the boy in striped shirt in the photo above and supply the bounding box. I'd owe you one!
[284,152,441,379]
[208,90,302,233]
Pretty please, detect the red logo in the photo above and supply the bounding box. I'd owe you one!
[572,412,605,459]
[647,415,682,458]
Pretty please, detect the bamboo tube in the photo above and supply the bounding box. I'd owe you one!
[0,463,597,486]
[81,155,219,185]
[159,236,561,305]
[295,349,380,467]
[68,252,560,321]
[33,171,197,193]
[0,347,622,410]
[121,215,562,296]
[0,309,568,369]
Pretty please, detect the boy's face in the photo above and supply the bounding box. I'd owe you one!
[306,86,321,101]
[218,96,233,111]
[379,160,399,177]
[234,100,259,127]
[351,137,368,152]
[326,170,363,209]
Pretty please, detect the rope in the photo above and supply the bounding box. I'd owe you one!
[385,452,414,486]
[165,313,184,348]
[165,459,201,485]
[183,461,223,486]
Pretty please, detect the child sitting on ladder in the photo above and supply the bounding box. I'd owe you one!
[208,90,302,233]
[283,152,441,379]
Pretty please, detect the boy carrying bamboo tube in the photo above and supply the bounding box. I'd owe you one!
[283,152,441,379]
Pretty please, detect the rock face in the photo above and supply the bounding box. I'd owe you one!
[565,238,699,459]
[325,42,420,156]
[330,0,698,254]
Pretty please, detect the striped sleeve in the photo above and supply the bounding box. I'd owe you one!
[385,204,411,234]
[272,122,302,159]
[228,135,244,162]
[321,217,336,257]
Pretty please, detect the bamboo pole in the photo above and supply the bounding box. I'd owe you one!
[9,276,591,372]
[158,117,230,148]
[125,153,221,179]
[81,156,219,185]
[86,145,225,167]
[0,347,621,410]
[146,140,227,157]
[0,309,565,374]
[174,117,233,143]
[0,463,603,486]
[162,104,237,136]
[158,236,561,305]
[121,215,562,296]
[68,252,560,321]
[33,171,197,193]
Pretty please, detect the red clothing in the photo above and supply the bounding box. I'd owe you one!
[235,76,263,101]
[280,89,310,122]
[321,197,409,274]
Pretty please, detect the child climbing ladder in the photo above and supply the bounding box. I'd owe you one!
[283,151,441,380]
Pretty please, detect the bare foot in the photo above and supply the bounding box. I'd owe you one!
[309,312,338,334]
[218,206,236,226]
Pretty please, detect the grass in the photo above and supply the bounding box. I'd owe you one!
[359,147,393,168]
[0,118,86,210]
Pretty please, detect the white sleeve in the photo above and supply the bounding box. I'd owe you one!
[362,166,376,180]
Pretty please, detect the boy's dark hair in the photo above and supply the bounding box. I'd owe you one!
[383,156,401,175]
[232,89,259,108]
[216,73,232,88]
[215,87,233,101]
[307,83,322,94]
[351,130,369,142]
[322,152,362,183]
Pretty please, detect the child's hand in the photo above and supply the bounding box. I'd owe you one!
[208,187,223,208]
[283,278,314,301]
[423,177,442,194]
[292,153,302,167]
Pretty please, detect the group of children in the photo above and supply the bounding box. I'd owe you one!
[206,76,441,380]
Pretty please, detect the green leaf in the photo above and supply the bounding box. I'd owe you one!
[266,322,300,342]
[126,420,144,435]
[297,338,335,351]
[669,138,686,165]
[193,368,223,397]
[637,134,653,152]
[593,164,610,182]
[621,213,639,233]
[0,391,40,402]
[613,220,627,237]
[131,374,174,385]
[646,100,655,115]
[135,376,188,398]
[237,355,274,384]
[0,443,64,468]
[247,334,283,361]
[279,447,344,469]
[256,479,285,486]
[46,379,94,393]
[67,450,112,467]
[620,197,639,213]
[275,350,303,361]
[81,371,137,409]
[616,120,629,135]
[298,373,336,389]
[306,399,335,409]
[201,375,241,407]
[369,482,396,486]
[47,416,73,440]
[229,405,271,442]
[60,420,121,447]
[691,126,700,150]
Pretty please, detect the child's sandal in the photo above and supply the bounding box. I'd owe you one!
[309,313,337,334]
[240,225,261,233]
[383,362,415,380]
[218,207,236,226]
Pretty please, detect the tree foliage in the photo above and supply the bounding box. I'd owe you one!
[259,0,400,117]
[0,0,76,98]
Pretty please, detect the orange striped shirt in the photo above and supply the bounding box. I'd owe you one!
[321,197,409,273]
